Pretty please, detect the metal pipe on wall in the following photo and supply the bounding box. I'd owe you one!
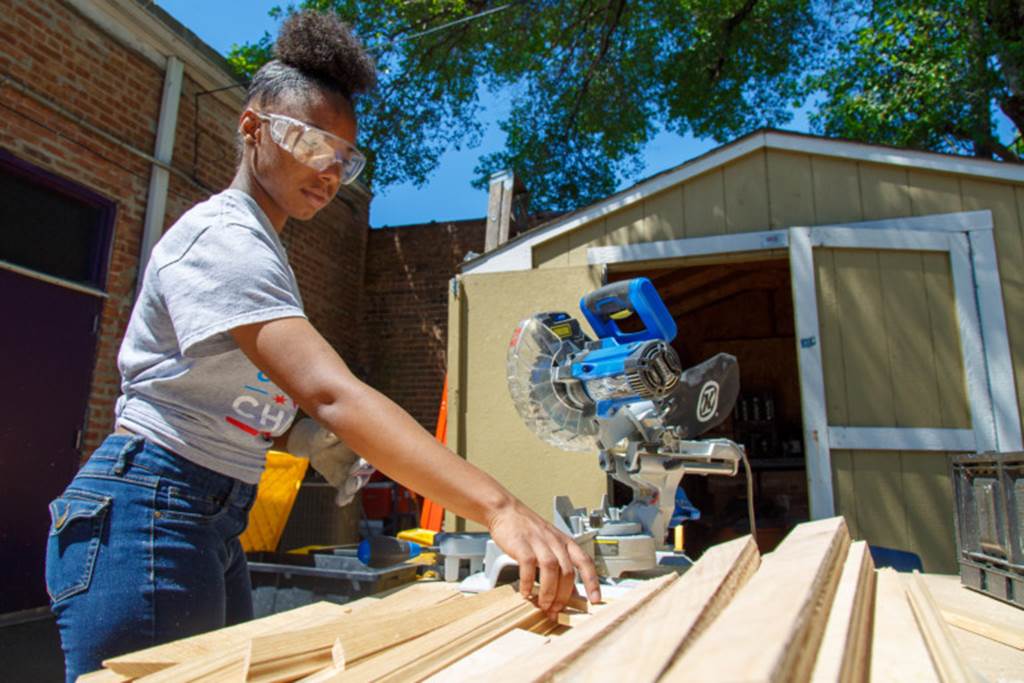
[137,55,184,294]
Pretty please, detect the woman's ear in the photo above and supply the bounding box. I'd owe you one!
[239,111,261,144]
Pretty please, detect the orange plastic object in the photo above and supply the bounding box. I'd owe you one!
[239,450,309,552]
[419,375,448,532]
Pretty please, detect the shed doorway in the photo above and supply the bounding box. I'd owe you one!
[607,258,807,555]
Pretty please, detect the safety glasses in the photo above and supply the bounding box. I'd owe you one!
[254,112,366,184]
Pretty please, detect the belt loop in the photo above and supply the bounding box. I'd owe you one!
[114,436,144,475]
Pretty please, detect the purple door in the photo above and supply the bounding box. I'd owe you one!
[0,267,103,613]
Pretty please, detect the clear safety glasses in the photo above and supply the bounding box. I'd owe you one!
[255,112,366,184]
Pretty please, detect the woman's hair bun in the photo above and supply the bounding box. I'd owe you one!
[273,10,377,99]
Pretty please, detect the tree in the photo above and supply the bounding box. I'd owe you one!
[809,0,1023,162]
[230,1,830,211]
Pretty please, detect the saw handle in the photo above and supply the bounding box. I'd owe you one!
[580,278,677,344]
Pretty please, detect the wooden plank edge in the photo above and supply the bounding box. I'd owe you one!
[810,539,876,683]
[664,516,851,683]
[941,608,1024,651]
[484,572,679,683]
[571,535,761,683]
[906,571,976,683]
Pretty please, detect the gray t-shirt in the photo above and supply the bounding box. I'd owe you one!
[115,189,304,483]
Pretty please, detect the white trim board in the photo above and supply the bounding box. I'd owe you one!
[789,227,834,518]
[828,427,976,452]
[588,229,788,265]
[462,127,1019,276]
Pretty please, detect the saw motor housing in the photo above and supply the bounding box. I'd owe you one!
[507,277,746,577]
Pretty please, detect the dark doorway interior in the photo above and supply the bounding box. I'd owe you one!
[609,258,808,556]
[0,152,114,614]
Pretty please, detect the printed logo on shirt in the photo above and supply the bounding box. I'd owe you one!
[225,371,297,439]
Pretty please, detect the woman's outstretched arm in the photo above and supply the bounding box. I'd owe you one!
[232,316,601,617]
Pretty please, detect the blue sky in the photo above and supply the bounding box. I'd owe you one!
[157,1,813,227]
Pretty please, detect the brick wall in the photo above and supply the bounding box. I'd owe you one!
[0,0,370,458]
[363,220,486,431]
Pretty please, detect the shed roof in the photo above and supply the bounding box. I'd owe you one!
[462,128,1024,274]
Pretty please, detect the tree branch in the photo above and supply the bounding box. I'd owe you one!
[565,0,626,131]
[709,0,761,83]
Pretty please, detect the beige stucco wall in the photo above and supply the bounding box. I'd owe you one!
[446,266,608,530]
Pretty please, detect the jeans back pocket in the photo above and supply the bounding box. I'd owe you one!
[44,490,111,604]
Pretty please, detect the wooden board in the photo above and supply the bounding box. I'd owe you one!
[242,585,516,682]
[811,540,876,683]
[330,591,543,682]
[484,573,678,683]
[905,572,974,683]
[101,582,460,678]
[566,535,760,682]
[870,568,939,682]
[103,601,354,677]
[666,516,851,683]
[918,573,1024,681]
[424,629,550,683]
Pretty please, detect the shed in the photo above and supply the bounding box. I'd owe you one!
[446,129,1024,573]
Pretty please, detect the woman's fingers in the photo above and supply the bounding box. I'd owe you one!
[486,501,602,617]
[568,538,603,604]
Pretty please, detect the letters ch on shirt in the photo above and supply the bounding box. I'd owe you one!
[225,371,297,439]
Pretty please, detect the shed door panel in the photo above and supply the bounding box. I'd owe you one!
[814,246,966,572]
[815,248,969,429]
[451,266,607,528]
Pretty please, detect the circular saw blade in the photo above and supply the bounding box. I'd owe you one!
[506,315,599,453]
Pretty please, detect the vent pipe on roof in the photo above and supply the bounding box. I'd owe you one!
[485,169,531,252]
[485,169,514,252]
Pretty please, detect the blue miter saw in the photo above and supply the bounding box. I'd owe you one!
[507,277,749,577]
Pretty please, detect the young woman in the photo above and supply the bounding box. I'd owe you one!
[45,12,599,681]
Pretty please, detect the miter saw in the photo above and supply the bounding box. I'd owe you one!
[507,277,752,578]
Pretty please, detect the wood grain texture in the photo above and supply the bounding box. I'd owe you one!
[919,573,1024,652]
[905,572,975,683]
[75,668,132,682]
[667,517,851,683]
[870,568,939,682]
[942,609,1024,650]
[332,593,544,682]
[242,585,515,682]
[485,573,678,683]
[424,629,549,683]
[103,583,460,678]
[573,536,760,682]
[811,540,876,683]
[104,601,354,677]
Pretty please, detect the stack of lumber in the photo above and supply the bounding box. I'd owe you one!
[79,516,1024,683]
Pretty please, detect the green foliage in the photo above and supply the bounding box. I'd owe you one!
[229,1,1023,212]
[809,0,1023,162]
[230,1,827,211]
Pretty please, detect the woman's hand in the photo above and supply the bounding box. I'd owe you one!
[486,498,601,619]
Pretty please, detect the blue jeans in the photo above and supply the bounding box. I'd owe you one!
[44,435,257,682]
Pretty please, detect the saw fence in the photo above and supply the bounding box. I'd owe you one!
[79,516,1023,683]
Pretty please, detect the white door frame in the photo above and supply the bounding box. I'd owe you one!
[588,210,1021,519]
